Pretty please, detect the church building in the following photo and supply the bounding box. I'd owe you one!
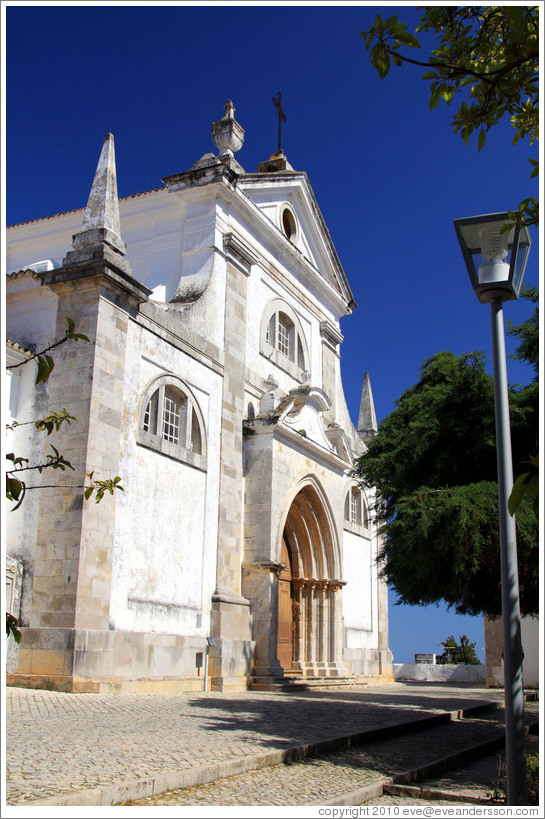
[5,101,393,692]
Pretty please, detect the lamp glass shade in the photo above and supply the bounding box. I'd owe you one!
[453,212,531,303]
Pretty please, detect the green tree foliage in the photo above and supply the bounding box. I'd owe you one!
[507,286,539,375]
[506,286,539,519]
[438,634,480,665]
[354,342,538,618]
[361,6,539,227]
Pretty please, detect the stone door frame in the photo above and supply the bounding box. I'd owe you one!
[277,477,346,677]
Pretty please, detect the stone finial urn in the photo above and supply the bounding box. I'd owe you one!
[212,99,245,159]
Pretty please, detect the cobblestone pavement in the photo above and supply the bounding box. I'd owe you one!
[4,682,535,808]
[126,706,539,806]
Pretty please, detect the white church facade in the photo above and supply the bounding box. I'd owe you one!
[5,101,393,692]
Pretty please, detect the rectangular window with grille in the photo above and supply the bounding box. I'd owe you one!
[278,318,290,357]
[162,389,181,444]
[350,491,358,524]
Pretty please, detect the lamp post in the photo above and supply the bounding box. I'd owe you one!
[453,212,532,806]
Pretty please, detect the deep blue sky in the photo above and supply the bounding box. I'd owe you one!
[4,3,541,665]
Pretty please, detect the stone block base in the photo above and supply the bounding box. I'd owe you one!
[210,675,249,692]
[5,673,207,694]
[343,647,393,679]
[10,627,215,692]
[208,591,255,689]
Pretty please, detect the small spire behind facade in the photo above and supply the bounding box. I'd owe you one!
[69,133,127,258]
[357,372,378,444]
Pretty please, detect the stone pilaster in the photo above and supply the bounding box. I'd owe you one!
[320,321,343,426]
[14,261,150,687]
[241,562,284,679]
[209,233,257,690]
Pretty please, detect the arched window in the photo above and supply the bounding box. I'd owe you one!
[344,486,369,533]
[138,375,206,470]
[261,300,309,380]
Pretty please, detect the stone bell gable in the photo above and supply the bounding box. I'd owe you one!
[6,101,392,692]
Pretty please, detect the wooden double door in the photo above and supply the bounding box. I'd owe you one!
[277,537,294,670]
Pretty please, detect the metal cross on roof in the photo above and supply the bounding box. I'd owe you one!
[272,91,287,154]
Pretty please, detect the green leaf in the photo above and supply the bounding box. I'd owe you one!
[508,472,533,517]
[36,354,54,385]
[477,129,486,151]
[505,6,527,38]
[65,317,75,334]
[394,31,420,49]
[370,43,391,79]
[429,87,441,110]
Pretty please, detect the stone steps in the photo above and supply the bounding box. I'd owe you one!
[249,674,370,691]
[121,702,540,807]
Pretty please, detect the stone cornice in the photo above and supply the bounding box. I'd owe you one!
[40,255,152,308]
[162,162,239,193]
[245,421,351,474]
[223,232,259,276]
[320,320,344,350]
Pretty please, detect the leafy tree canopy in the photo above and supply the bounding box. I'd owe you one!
[354,336,538,617]
[438,634,480,665]
[361,5,539,227]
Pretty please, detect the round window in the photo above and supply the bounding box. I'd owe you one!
[281,207,297,242]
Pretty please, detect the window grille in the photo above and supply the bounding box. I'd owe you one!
[277,316,290,357]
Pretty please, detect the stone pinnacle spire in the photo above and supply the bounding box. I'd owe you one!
[67,133,127,260]
[357,372,378,444]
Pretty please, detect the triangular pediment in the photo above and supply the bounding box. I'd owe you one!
[238,172,355,309]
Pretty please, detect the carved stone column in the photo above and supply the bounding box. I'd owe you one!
[328,580,347,677]
[291,578,305,671]
[305,580,317,674]
[316,580,328,675]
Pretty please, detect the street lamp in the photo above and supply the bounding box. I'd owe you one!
[453,212,532,806]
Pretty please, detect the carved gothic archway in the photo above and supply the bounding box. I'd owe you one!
[277,481,345,676]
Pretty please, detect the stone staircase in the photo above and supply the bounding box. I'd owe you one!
[249,673,371,691]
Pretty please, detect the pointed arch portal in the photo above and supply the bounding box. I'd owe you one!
[276,483,345,676]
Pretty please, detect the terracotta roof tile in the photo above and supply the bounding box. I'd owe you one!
[6,269,41,280]
[6,339,33,357]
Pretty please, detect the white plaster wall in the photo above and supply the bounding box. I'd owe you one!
[125,448,206,608]
[5,340,52,625]
[342,530,373,645]
[393,663,486,684]
[109,318,222,637]
[5,278,61,622]
[6,275,58,353]
[6,191,176,287]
